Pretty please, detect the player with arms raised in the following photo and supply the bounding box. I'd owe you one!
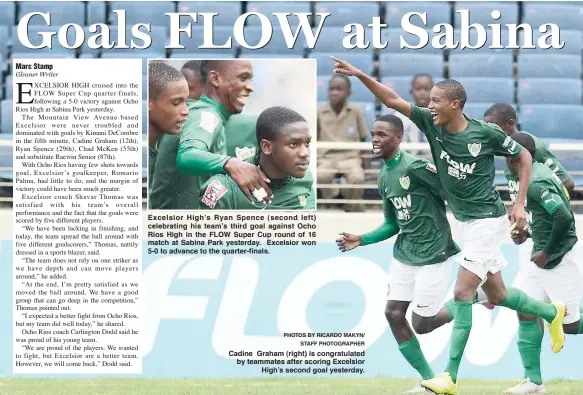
[331,56,566,395]
[338,114,460,393]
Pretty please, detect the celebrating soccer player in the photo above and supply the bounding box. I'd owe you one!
[149,60,272,210]
[147,62,189,189]
[200,106,314,210]
[331,56,566,395]
[337,114,461,392]
[484,103,575,199]
[502,132,582,394]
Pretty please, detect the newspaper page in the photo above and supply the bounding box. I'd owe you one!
[2,1,583,395]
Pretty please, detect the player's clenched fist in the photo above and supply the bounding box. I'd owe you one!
[336,232,362,252]
[510,224,529,245]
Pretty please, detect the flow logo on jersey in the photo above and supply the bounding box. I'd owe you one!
[390,195,411,220]
[440,151,476,180]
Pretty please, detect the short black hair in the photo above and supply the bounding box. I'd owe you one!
[411,73,433,87]
[330,74,351,89]
[149,62,185,100]
[181,60,203,79]
[375,114,403,133]
[199,60,233,85]
[484,103,516,123]
[435,79,467,109]
[256,106,307,143]
[510,132,535,159]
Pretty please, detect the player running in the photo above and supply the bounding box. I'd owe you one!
[200,106,315,210]
[147,62,189,189]
[502,132,582,394]
[330,56,566,395]
[149,60,272,210]
[337,114,460,393]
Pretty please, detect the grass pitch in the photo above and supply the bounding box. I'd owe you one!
[0,378,582,395]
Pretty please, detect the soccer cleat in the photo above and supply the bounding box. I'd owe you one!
[504,378,546,393]
[548,302,566,353]
[405,382,429,393]
[421,372,457,394]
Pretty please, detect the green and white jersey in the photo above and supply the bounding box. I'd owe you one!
[410,104,523,222]
[379,150,460,266]
[200,156,315,210]
[505,131,570,202]
[149,96,230,210]
[525,163,578,269]
[148,145,157,190]
[225,113,259,160]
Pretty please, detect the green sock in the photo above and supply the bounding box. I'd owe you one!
[517,319,543,385]
[398,337,434,380]
[499,288,557,323]
[445,301,473,383]
[578,307,583,334]
[444,299,456,321]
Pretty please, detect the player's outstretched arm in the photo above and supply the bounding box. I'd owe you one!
[331,56,412,118]
[337,201,399,252]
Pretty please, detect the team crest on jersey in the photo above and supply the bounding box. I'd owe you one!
[201,180,228,208]
[235,146,256,160]
[468,142,481,157]
[399,176,410,190]
[200,111,219,134]
[298,194,308,207]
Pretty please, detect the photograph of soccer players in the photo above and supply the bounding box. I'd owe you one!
[332,56,569,395]
[147,58,316,211]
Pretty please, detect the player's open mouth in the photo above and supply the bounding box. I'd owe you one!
[237,96,247,107]
[176,120,185,129]
[372,144,381,155]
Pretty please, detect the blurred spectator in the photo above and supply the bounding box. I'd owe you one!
[181,60,203,100]
[393,74,433,154]
[317,75,369,212]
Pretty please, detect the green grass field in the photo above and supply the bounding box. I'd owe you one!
[1,378,582,395]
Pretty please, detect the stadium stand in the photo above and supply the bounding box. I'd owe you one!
[315,2,380,27]
[310,52,373,76]
[454,2,519,27]
[518,78,582,105]
[518,54,582,79]
[449,53,513,78]
[18,2,86,25]
[0,1,581,206]
[385,2,450,28]
[379,53,444,79]
[246,1,312,28]
[108,1,176,29]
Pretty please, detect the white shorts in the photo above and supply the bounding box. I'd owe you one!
[517,241,583,325]
[387,257,453,317]
[456,215,509,280]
